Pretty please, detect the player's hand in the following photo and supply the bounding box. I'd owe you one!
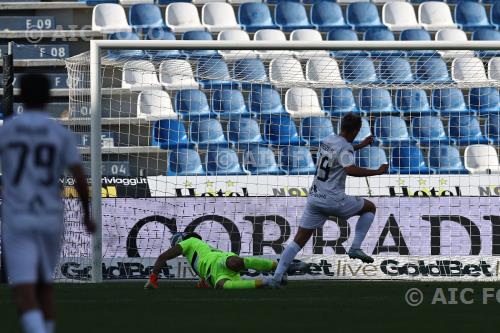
[145,273,159,289]
[360,135,374,147]
[377,164,389,175]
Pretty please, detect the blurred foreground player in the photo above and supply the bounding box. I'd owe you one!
[0,74,95,333]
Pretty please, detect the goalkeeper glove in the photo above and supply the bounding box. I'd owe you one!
[144,273,159,289]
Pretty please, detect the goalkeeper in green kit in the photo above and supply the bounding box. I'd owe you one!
[145,232,304,289]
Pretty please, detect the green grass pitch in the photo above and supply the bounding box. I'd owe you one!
[1,281,500,332]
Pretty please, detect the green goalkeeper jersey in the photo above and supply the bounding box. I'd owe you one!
[178,237,226,282]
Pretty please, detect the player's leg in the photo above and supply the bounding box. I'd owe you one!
[347,198,376,263]
[216,278,265,289]
[225,255,277,272]
[12,284,47,333]
[36,283,55,333]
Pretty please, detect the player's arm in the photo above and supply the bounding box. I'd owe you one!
[345,164,388,177]
[145,245,183,289]
[69,165,95,233]
[352,135,374,151]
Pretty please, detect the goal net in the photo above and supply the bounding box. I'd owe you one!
[62,40,500,282]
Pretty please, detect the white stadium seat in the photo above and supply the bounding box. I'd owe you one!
[464,144,500,174]
[159,59,199,90]
[217,30,256,60]
[227,0,261,3]
[137,91,177,120]
[306,57,345,87]
[269,57,305,88]
[285,87,325,118]
[165,3,204,33]
[119,0,153,5]
[373,0,405,3]
[382,2,421,31]
[192,0,224,4]
[488,57,500,81]
[290,29,329,59]
[435,29,474,58]
[122,60,161,91]
[418,2,457,31]
[254,29,291,60]
[92,4,132,33]
[202,3,241,32]
[451,57,490,84]
[336,0,369,3]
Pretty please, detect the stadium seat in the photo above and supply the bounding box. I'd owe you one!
[418,2,457,31]
[279,146,316,175]
[363,28,403,58]
[326,29,369,59]
[472,29,500,57]
[390,146,434,174]
[228,0,261,4]
[120,0,154,3]
[378,58,414,84]
[269,57,305,88]
[353,118,373,144]
[243,145,285,175]
[190,118,228,148]
[451,57,489,84]
[107,32,146,59]
[249,86,285,116]
[137,91,177,120]
[300,116,334,147]
[159,59,199,90]
[181,31,217,58]
[359,89,398,115]
[275,2,312,32]
[217,30,256,60]
[165,3,204,33]
[488,58,500,81]
[290,29,329,59]
[374,116,413,146]
[264,115,304,146]
[254,29,291,60]
[175,89,212,118]
[483,113,500,145]
[211,89,250,117]
[202,3,241,32]
[469,87,500,115]
[346,2,385,31]
[382,2,421,31]
[92,4,132,33]
[157,0,190,4]
[305,57,344,87]
[284,88,325,118]
[415,57,451,83]
[238,3,276,32]
[232,59,269,89]
[491,2,500,30]
[435,29,474,58]
[455,1,492,31]
[227,117,264,146]
[395,89,434,116]
[336,0,370,3]
[449,115,491,146]
[192,0,226,4]
[196,58,237,89]
[399,28,435,58]
[152,119,191,149]
[464,144,500,174]
[205,147,246,175]
[322,88,361,118]
[168,148,205,176]
[122,60,161,91]
[144,28,181,58]
[410,116,452,147]
[129,4,165,31]
[342,57,378,84]
[428,146,468,174]
[310,1,349,31]
[356,146,388,170]
[432,88,469,116]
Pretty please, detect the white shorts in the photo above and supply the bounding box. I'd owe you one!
[300,196,365,230]
[2,222,63,286]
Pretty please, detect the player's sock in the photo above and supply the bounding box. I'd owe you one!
[243,257,275,271]
[273,241,301,282]
[350,212,375,250]
[20,309,46,333]
[45,320,55,333]
[222,280,257,289]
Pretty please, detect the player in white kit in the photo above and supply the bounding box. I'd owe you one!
[272,113,388,285]
[0,74,95,333]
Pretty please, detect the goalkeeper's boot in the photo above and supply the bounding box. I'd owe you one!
[347,249,374,264]
[144,273,159,289]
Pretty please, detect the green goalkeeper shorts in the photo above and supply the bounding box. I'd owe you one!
[205,252,240,287]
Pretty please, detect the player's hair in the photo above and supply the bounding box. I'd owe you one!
[20,74,51,109]
[183,232,202,241]
[340,112,362,134]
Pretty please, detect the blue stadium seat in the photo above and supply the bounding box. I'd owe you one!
[359,89,398,115]
[390,146,434,174]
[205,147,246,175]
[342,57,378,84]
[232,59,269,89]
[432,88,469,116]
[346,2,385,31]
[108,32,146,59]
[363,29,403,58]
[449,115,491,146]
[264,115,304,146]
[152,119,192,149]
[280,146,316,175]
[190,118,228,148]
[310,1,349,32]
[144,28,181,58]
[395,89,435,116]
[399,28,435,58]
[300,116,334,147]
[211,89,249,117]
[175,89,212,118]
[238,3,276,32]
[322,88,362,118]
[168,148,205,176]
[410,116,453,147]
[196,58,237,89]
[428,146,468,174]
[129,4,165,31]
[378,58,413,84]
[353,118,373,145]
[275,2,312,31]
[182,31,217,58]
[356,146,388,171]
[228,117,265,147]
[484,113,500,144]
[243,145,285,175]
[469,87,500,115]
[415,57,451,83]
[248,86,286,116]
[455,2,492,31]
[490,2,500,30]
[374,116,413,147]
[81,0,118,4]
[326,29,369,59]
[472,29,500,57]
